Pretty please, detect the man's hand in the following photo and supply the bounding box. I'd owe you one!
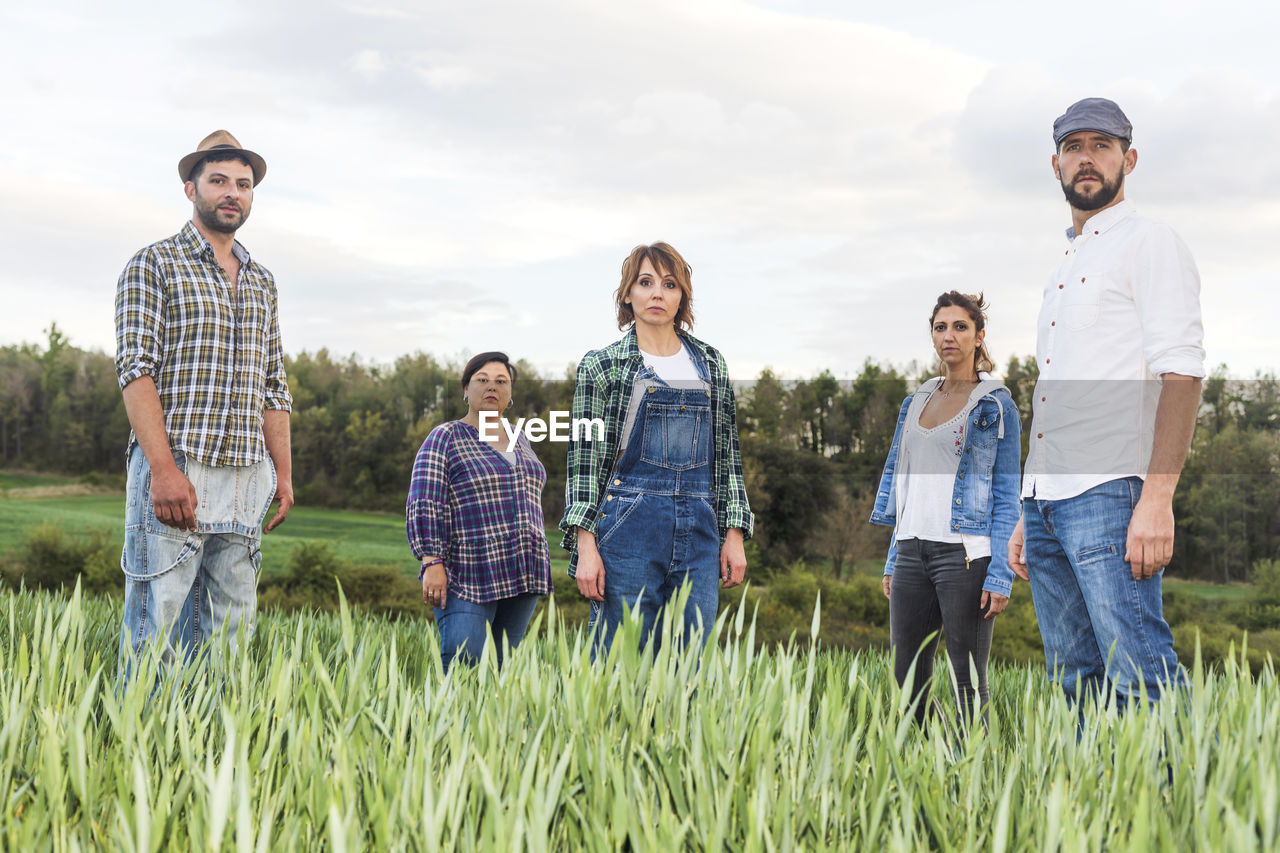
[981,591,1009,619]
[1125,493,1173,580]
[1008,515,1028,580]
[575,528,606,601]
[882,575,892,599]
[720,529,747,588]
[265,477,293,533]
[151,462,198,530]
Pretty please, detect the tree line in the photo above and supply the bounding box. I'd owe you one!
[2,325,1277,583]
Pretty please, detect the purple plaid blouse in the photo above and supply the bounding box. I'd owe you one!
[406,420,552,604]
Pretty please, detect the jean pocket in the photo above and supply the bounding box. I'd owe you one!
[1075,542,1121,565]
[248,541,263,576]
[595,493,643,548]
[122,527,202,582]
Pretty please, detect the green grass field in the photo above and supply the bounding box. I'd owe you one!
[0,490,571,580]
[1,585,1276,850]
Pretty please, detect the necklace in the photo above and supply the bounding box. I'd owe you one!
[935,378,977,400]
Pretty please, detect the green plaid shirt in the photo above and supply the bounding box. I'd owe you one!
[114,222,291,467]
[559,329,753,572]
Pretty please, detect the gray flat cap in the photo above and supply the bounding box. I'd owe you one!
[1052,98,1132,146]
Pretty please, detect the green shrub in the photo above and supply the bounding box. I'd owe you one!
[5,522,118,596]
[259,540,426,620]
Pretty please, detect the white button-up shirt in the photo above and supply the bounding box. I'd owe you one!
[1022,200,1205,501]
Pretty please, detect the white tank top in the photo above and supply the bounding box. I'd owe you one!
[894,395,991,559]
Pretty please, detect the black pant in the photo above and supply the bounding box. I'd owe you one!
[889,538,993,729]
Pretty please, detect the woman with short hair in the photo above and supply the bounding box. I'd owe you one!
[869,292,1022,728]
[560,242,753,656]
[406,352,552,670]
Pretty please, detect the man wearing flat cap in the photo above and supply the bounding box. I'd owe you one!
[114,130,292,676]
[1008,98,1204,706]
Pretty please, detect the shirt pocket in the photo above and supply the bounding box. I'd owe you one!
[1061,272,1105,331]
[235,283,272,369]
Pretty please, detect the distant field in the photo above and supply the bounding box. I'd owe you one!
[1165,577,1253,601]
[0,489,570,579]
[0,470,79,490]
[0,480,1246,601]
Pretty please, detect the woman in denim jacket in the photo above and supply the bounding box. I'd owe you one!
[869,291,1022,728]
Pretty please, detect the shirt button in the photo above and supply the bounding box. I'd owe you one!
[1037,433,1044,439]
[1051,321,1056,327]
[955,498,962,505]
[598,512,605,519]
[606,495,614,501]
[958,472,965,480]
[1058,284,1064,290]
[1094,230,1099,235]
[647,387,655,394]
[613,479,621,485]
[1045,358,1051,364]
[680,406,686,411]
[1041,396,1046,402]
[705,391,711,398]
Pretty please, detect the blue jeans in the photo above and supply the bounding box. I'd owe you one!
[1024,477,1186,704]
[118,446,273,680]
[590,380,719,657]
[434,593,540,670]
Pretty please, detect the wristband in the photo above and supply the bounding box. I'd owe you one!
[418,557,444,580]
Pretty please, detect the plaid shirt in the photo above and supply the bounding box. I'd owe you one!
[407,421,553,603]
[559,329,753,573]
[114,222,291,467]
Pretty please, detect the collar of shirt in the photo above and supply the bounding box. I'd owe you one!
[1065,198,1133,241]
[178,221,252,266]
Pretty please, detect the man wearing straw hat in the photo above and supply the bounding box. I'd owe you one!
[114,130,292,676]
[1008,98,1204,706]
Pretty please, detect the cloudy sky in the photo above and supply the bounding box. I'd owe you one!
[2,0,1277,381]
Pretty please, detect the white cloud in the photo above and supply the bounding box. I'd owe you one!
[348,49,388,82]
[0,0,1276,378]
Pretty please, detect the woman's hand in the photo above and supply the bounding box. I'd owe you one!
[421,558,448,609]
[981,591,1009,619]
[720,529,747,588]
[575,528,606,601]
[882,575,891,599]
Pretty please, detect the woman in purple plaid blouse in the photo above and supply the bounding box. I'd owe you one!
[406,352,552,670]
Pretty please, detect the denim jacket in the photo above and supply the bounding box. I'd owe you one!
[868,377,1022,597]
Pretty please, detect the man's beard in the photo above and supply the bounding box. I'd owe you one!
[195,196,248,234]
[1060,165,1123,211]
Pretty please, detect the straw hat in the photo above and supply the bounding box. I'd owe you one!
[177,130,267,186]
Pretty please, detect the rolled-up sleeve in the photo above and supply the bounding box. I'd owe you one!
[982,395,1023,597]
[261,276,293,411]
[114,249,166,389]
[1132,225,1205,379]
[719,373,754,539]
[407,428,452,563]
[559,356,609,547]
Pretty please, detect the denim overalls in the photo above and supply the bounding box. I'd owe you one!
[590,365,720,655]
[119,445,275,680]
